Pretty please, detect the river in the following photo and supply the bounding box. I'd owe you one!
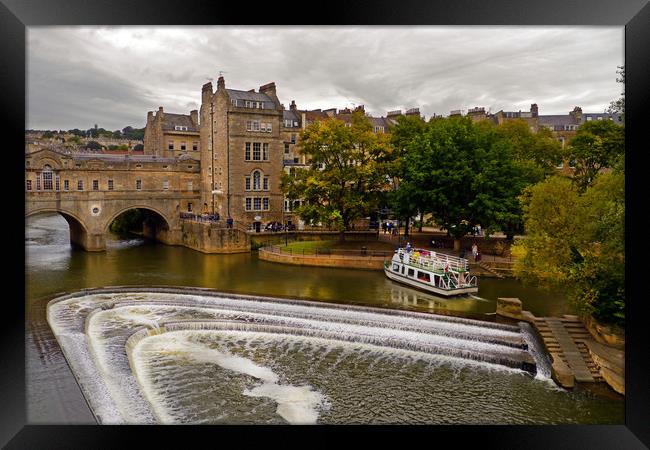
[25,213,624,424]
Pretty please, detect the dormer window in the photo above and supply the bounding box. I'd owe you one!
[174,125,189,131]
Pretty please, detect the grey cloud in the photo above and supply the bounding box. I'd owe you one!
[27,26,623,130]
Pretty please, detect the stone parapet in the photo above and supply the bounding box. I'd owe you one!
[259,246,388,270]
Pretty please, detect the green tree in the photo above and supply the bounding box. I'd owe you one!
[607,65,625,117]
[386,114,428,235]
[281,111,391,241]
[133,143,144,151]
[86,140,103,151]
[398,116,528,249]
[512,173,624,326]
[566,120,624,191]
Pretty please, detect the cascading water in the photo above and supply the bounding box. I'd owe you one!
[47,287,582,424]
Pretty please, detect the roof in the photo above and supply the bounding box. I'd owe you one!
[226,89,276,109]
[283,110,300,121]
[580,113,624,124]
[161,113,198,132]
[538,115,578,126]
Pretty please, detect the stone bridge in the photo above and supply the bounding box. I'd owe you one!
[25,148,202,251]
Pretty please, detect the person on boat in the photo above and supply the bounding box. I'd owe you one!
[472,243,478,261]
[406,242,412,253]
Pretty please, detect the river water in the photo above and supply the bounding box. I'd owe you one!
[26,213,624,424]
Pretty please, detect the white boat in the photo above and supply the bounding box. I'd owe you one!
[384,247,478,296]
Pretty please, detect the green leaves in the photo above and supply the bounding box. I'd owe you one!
[512,172,625,327]
[282,112,391,232]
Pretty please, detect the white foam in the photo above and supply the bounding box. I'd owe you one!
[244,383,327,425]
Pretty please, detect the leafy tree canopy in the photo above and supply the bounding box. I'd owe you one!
[512,172,624,326]
[281,111,392,240]
[566,119,624,191]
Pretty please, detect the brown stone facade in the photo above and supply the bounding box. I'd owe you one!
[144,107,200,159]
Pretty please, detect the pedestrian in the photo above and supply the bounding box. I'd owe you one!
[477,224,482,236]
[476,249,481,262]
[382,222,387,234]
[472,243,478,261]
[431,238,436,248]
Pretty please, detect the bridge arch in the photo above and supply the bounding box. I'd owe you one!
[26,208,92,250]
[104,205,176,245]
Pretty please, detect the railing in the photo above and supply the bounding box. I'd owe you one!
[397,247,469,273]
[265,245,393,259]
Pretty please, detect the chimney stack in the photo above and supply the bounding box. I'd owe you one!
[530,103,539,118]
[190,110,198,127]
[259,82,280,108]
[290,100,297,111]
[217,76,225,90]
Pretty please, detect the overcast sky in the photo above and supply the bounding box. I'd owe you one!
[27,26,623,131]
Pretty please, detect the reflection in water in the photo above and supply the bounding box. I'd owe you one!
[26,213,622,424]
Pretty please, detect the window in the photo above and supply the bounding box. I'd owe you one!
[253,197,261,211]
[26,180,32,191]
[407,268,414,277]
[246,120,262,132]
[192,142,198,151]
[345,123,352,128]
[263,198,269,210]
[77,180,84,191]
[136,179,142,190]
[180,142,186,151]
[64,180,69,191]
[245,142,251,161]
[374,126,384,133]
[290,134,296,144]
[174,125,188,131]
[93,180,99,191]
[262,143,269,161]
[284,143,290,154]
[36,174,41,190]
[55,175,60,191]
[187,181,193,191]
[263,177,269,191]
[231,99,238,107]
[294,157,299,164]
[393,264,399,272]
[417,271,431,282]
[260,122,267,132]
[245,101,253,108]
[188,202,193,212]
[168,141,174,150]
[587,117,593,121]
[266,123,272,133]
[556,161,564,169]
[108,179,114,190]
[163,180,169,190]
[42,166,53,190]
[284,119,292,127]
[253,143,261,161]
[245,198,252,211]
[245,177,251,190]
[569,159,576,168]
[253,171,261,190]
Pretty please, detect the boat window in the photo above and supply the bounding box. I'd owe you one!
[393,264,400,271]
[417,271,431,282]
[407,268,414,277]
[401,266,405,274]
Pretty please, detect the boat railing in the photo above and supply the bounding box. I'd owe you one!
[396,247,469,272]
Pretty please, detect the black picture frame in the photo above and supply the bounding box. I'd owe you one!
[3,0,648,447]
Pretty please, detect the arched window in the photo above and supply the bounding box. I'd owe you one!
[253,170,261,190]
[42,165,53,190]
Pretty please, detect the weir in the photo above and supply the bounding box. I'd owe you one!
[48,287,546,424]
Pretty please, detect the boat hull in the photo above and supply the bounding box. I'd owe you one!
[384,267,478,297]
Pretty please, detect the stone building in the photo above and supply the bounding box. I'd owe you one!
[144,106,201,159]
[199,77,284,230]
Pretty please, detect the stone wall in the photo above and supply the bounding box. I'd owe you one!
[258,246,388,270]
[180,220,250,253]
[250,231,379,247]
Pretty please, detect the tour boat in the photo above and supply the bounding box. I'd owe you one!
[384,247,478,296]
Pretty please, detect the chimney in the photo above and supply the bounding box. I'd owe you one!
[157,107,164,121]
[259,82,280,108]
[290,100,297,111]
[190,110,198,127]
[354,105,365,113]
[571,106,583,122]
[202,82,213,104]
[147,111,154,123]
[530,103,539,118]
[387,110,402,118]
[217,76,225,90]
